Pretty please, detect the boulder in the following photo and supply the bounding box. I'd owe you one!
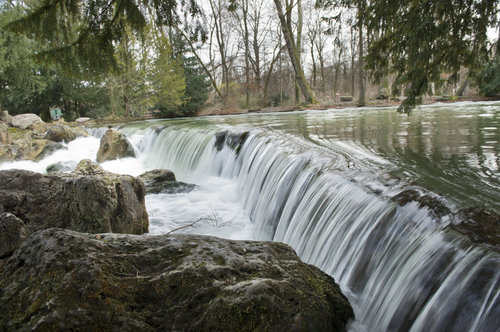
[0,160,148,240]
[138,169,198,194]
[46,162,74,173]
[0,110,12,124]
[75,117,91,123]
[44,124,78,142]
[0,228,354,331]
[10,113,43,130]
[0,213,28,259]
[96,128,135,162]
[37,141,66,160]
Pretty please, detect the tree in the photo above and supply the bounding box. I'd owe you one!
[350,0,499,112]
[273,0,317,104]
[5,0,202,75]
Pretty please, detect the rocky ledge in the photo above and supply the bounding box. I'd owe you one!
[0,160,149,258]
[0,228,354,331]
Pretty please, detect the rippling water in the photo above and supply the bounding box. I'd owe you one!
[1,101,499,331]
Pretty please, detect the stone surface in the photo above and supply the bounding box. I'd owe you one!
[0,228,354,331]
[214,130,250,154]
[0,110,12,124]
[391,186,451,219]
[96,128,135,162]
[0,160,148,239]
[450,208,500,250]
[10,113,43,130]
[0,213,28,259]
[44,123,85,142]
[75,117,91,123]
[138,169,198,194]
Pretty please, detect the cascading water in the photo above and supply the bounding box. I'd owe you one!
[1,102,499,331]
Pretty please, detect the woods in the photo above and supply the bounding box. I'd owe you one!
[0,0,498,118]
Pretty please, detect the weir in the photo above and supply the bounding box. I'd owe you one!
[116,120,500,332]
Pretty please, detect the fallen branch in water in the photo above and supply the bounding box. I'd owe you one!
[165,210,237,236]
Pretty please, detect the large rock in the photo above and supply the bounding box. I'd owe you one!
[0,110,12,124]
[0,213,28,259]
[97,128,135,162]
[0,228,354,331]
[138,169,198,194]
[75,117,91,123]
[10,113,43,130]
[44,123,88,142]
[0,160,148,241]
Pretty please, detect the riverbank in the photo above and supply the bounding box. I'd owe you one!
[196,95,500,117]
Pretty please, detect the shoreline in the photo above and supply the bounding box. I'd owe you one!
[78,96,500,126]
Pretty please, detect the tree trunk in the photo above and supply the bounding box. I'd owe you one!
[273,0,316,104]
[350,26,356,97]
[357,2,366,107]
[294,0,303,104]
[124,95,130,118]
[243,0,250,108]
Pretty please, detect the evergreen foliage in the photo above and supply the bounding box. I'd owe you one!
[318,0,499,112]
[5,0,202,75]
[476,54,500,97]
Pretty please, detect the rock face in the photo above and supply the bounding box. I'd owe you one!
[138,169,198,194]
[0,228,354,331]
[0,213,28,259]
[0,110,12,124]
[0,160,148,242]
[44,123,88,143]
[0,127,65,162]
[97,128,135,162]
[10,113,43,130]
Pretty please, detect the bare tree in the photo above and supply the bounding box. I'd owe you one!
[273,0,317,104]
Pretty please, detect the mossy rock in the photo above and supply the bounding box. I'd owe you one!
[0,229,354,331]
[97,128,135,162]
[0,162,148,239]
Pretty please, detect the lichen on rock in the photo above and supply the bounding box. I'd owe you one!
[0,229,354,331]
[0,160,149,243]
[96,128,135,162]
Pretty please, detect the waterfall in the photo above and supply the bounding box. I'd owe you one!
[112,124,500,331]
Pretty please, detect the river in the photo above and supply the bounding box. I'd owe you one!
[1,101,499,331]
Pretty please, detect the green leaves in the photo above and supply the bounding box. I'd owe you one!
[359,0,498,113]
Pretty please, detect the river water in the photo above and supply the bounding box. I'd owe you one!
[1,101,499,331]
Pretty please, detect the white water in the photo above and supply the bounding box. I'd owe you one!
[2,107,499,331]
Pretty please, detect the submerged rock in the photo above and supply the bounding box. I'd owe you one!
[138,169,198,194]
[450,208,500,249]
[214,130,250,154]
[0,228,354,331]
[0,161,148,245]
[97,128,135,162]
[391,186,451,219]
